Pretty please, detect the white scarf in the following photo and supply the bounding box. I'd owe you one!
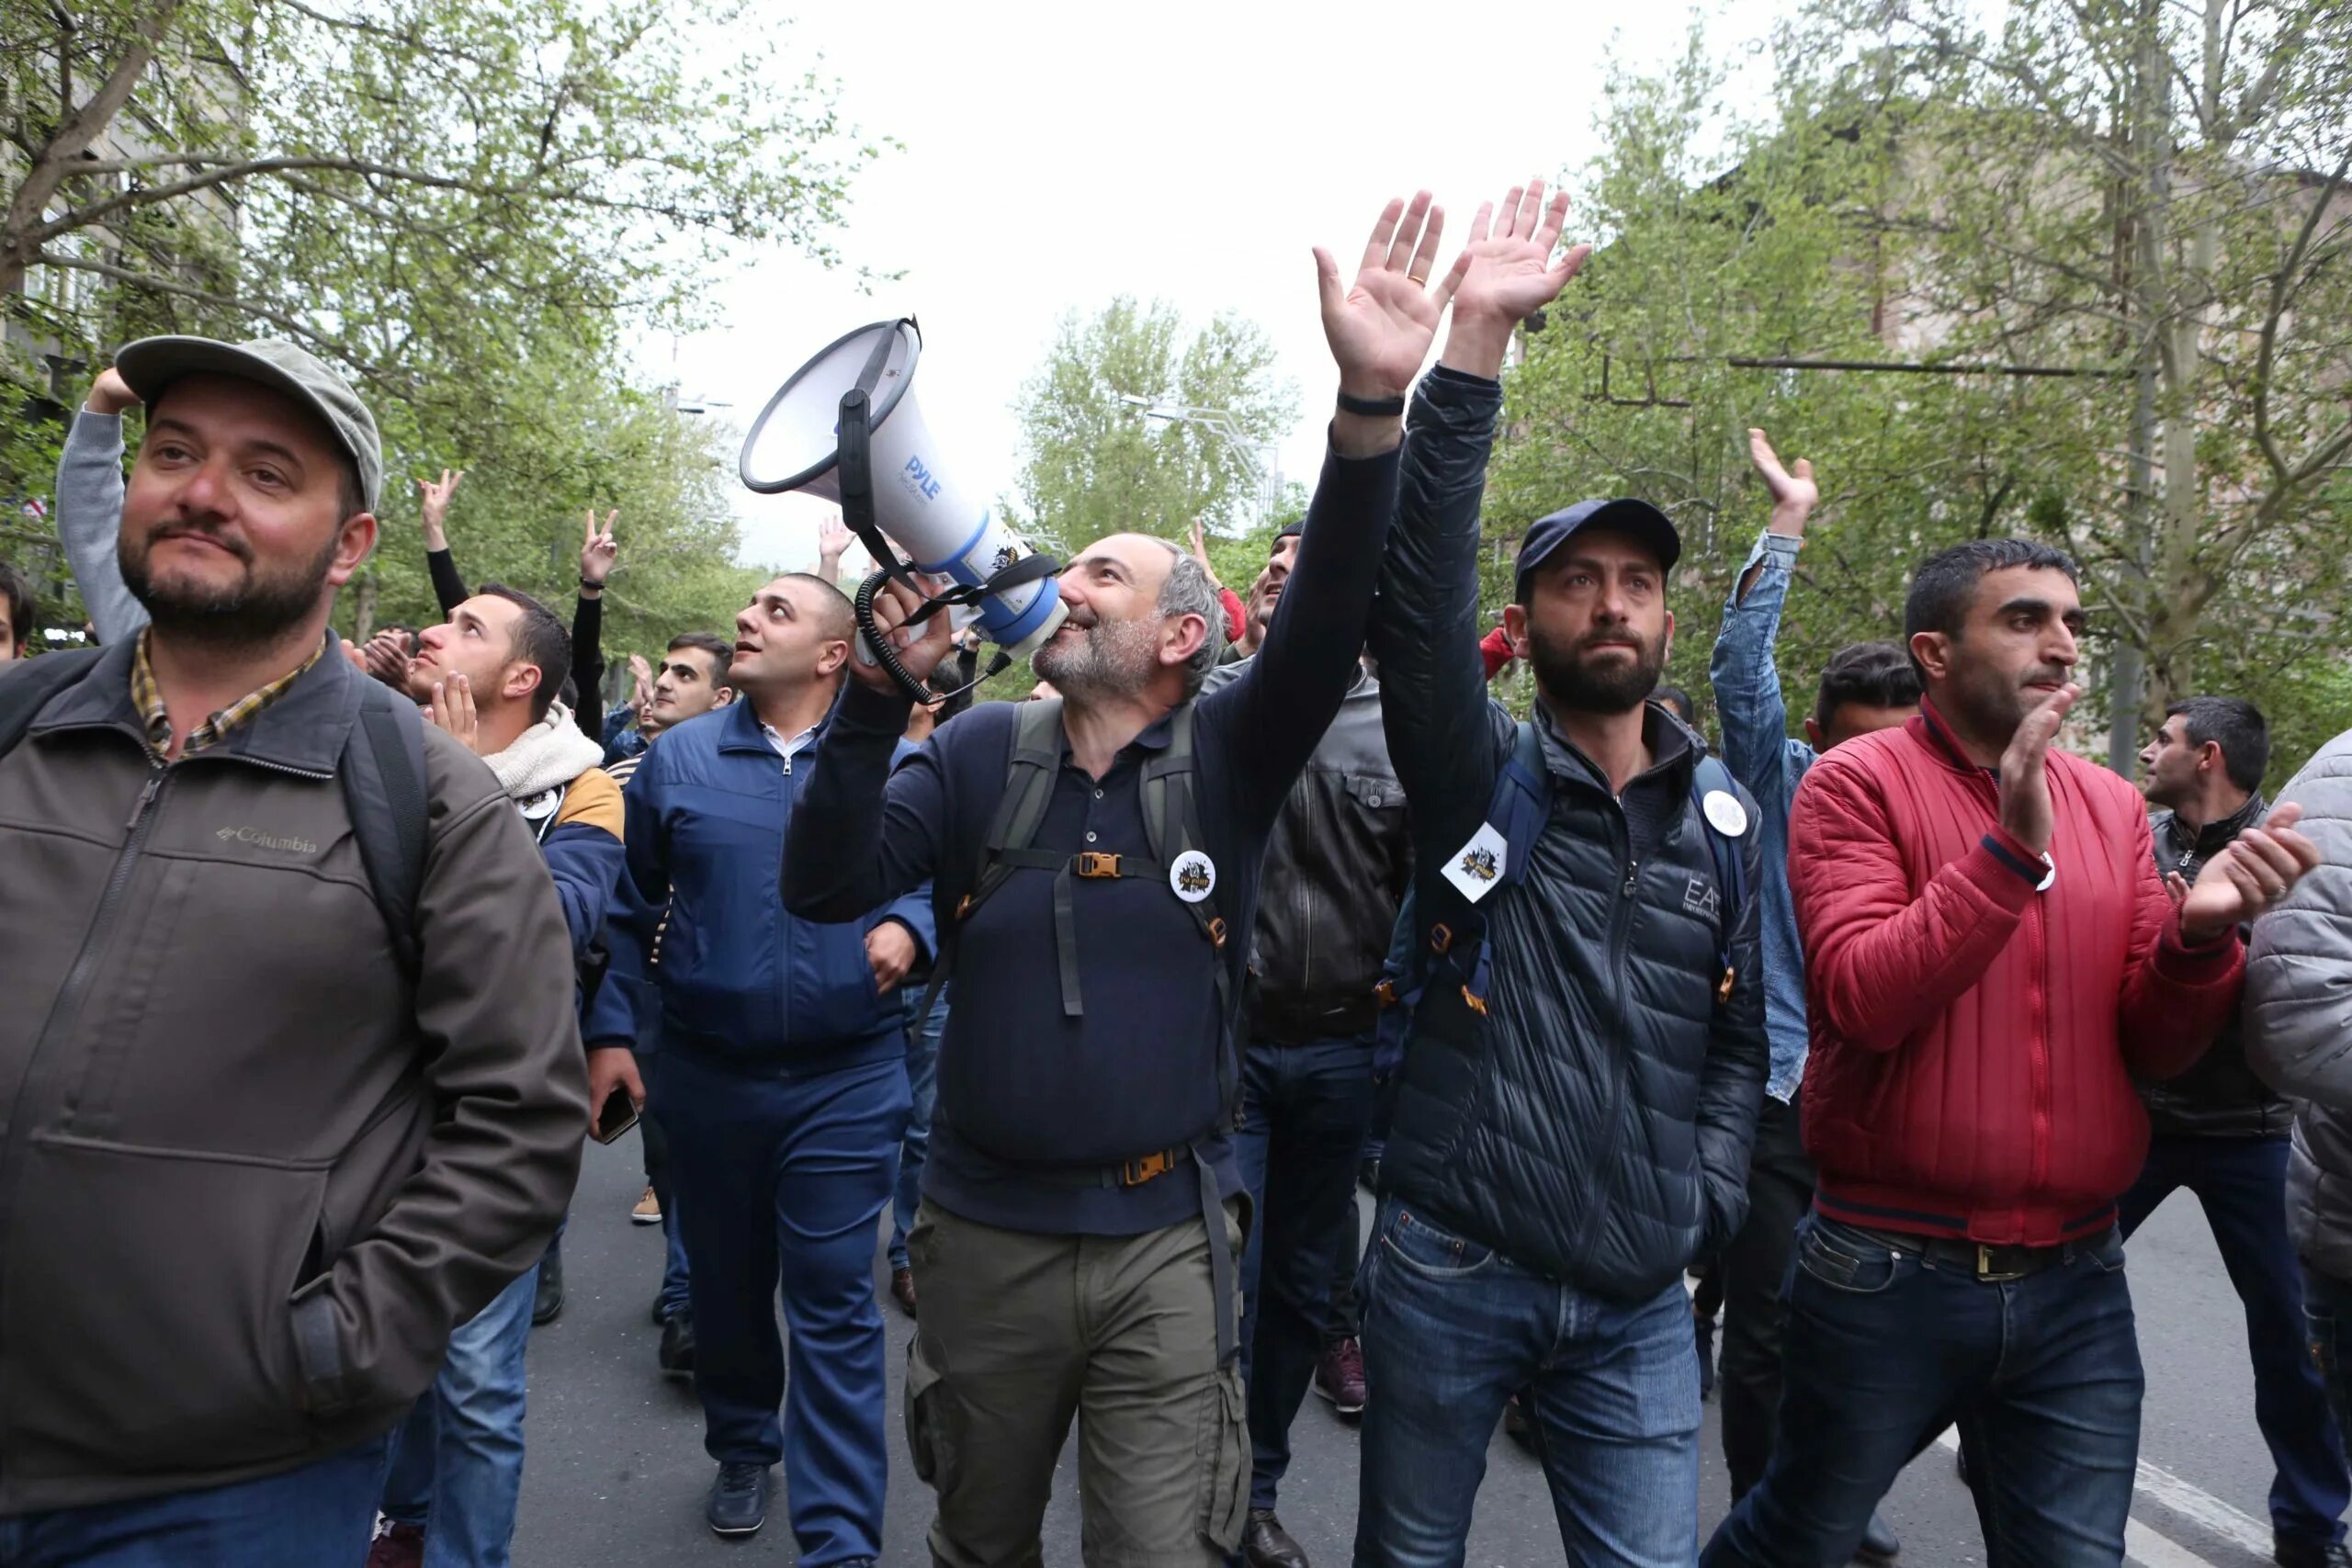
[483,700,606,802]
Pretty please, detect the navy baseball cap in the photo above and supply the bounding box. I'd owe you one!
[1513,498,1681,600]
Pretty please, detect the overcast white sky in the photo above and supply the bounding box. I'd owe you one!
[639,0,1792,571]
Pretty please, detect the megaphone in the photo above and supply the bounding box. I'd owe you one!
[740,320,1065,694]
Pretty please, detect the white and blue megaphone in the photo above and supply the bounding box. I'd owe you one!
[740,319,1064,696]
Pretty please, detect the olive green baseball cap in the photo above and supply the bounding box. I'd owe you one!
[114,335,382,513]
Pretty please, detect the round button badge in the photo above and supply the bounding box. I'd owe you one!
[1702,789,1748,838]
[1170,850,1217,904]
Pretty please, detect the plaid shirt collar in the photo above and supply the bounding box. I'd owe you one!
[130,628,326,761]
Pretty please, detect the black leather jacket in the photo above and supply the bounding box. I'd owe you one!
[1366,366,1769,1298]
[1204,660,1410,1043]
[2137,793,2291,1138]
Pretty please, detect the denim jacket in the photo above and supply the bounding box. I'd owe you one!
[1708,528,1815,1101]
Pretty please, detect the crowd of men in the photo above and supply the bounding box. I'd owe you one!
[5,177,2352,1568]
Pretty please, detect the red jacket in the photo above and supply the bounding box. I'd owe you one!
[1788,700,2243,1245]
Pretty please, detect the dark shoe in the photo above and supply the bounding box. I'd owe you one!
[1502,1391,1534,1450]
[1696,1308,1716,1400]
[532,1246,563,1326]
[1359,1154,1381,1192]
[365,1521,424,1568]
[1855,1511,1901,1563]
[659,1312,696,1378]
[1314,1337,1366,1417]
[890,1266,919,1318]
[1244,1509,1309,1568]
[706,1461,768,1537]
[2275,1539,2352,1568]
[651,1291,669,1327]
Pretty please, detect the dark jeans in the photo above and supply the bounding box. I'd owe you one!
[0,1437,390,1567]
[2303,1267,2352,1500]
[888,982,947,1272]
[653,1043,908,1565]
[1703,1214,2142,1568]
[1354,1199,1702,1567]
[1717,1093,1813,1499]
[1235,1033,1378,1510]
[641,1050,692,1324]
[2122,1134,2347,1547]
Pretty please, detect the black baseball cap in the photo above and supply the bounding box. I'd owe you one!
[1513,498,1681,600]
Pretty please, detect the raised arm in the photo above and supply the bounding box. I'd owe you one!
[55,368,150,646]
[418,469,468,617]
[1709,430,1818,817]
[1372,180,1590,845]
[571,509,616,740]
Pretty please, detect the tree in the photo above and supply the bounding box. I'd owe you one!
[1012,297,1297,552]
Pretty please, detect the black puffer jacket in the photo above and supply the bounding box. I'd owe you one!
[2138,795,2291,1139]
[1203,659,1411,1043]
[1368,367,1768,1298]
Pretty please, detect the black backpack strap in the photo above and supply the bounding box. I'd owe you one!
[0,649,107,760]
[339,676,430,984]
[1141,703,1235,1097]
[1691,754,1749,1006]
[920,697,1065,1021]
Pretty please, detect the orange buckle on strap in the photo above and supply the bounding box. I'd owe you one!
[1121,1149,1177,1186]
[1374,978,1398,1008]
[1461,985,1489,1017]
[1074,852,1123,878]
[1430,922,1453,955]
[1716,965,1736,1005]
[955,894,975,920]
[1207,916,1227,947]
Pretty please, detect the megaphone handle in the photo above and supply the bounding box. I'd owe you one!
[853,568,940,705]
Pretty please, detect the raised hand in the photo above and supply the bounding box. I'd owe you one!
[1996,682,2078,856]
[1315,191,1468,402]
[581,509,618,588]
[817,511,854,581]
[1187,519,1223,588]
[628,652,656,716]
[359,628,413,691]
[847,574,956,696]
[418,468,463,547]
[1439,179,1591,379]
[87,367,138,417]
[2179,801,2324,944]
[1748,429,1819,536]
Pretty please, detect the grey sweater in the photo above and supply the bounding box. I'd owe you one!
[54,410,148,647]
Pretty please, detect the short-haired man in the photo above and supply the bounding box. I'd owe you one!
[1360,182,1768,1567]
[0,337,583,1563]
[0,560,33,660]
[1218,520,1303,666]
[583,574,932,1556]
[1201,616,1410,1567]
[783,189,1432,1564]
[2133,697,2352,1567]
[1705,539,2319,1567]
[606,631,735,770]
[1704,430,1917,1562]
[2248,724,2352,1566]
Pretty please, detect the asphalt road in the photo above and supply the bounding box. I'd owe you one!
[514,1133,2297,1567]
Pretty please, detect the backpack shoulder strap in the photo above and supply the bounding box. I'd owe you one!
[1141,702,1237,1089]
[919,697,1064,1021]
[1690,753,1748,1002]
[339,676,430,983]
[0,649,107,760]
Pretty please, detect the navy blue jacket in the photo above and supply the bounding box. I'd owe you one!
[584,696,933,1064]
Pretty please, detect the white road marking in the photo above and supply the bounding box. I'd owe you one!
[1931,1426,2266,1567]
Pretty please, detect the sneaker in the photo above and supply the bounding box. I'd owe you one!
[707,1461,769,1537]
[660,1312,696,1378]
[365,1521,424,1568]
[532,1245,563,1326]
[1696,1307,1716,1400]
[630,1185,662,1224]
[2275,1539,2352,1568]
[1314,1337,1366,1417]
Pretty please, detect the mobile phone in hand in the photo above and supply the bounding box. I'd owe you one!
[592,1089,640,1145]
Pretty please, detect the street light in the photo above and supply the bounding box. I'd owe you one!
[1116,393,1280,524]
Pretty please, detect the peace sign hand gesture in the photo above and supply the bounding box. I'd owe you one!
[1440,179,1591,380]
[581,509,618,588]
[1315,191,1470,403]
[417,468,464,548]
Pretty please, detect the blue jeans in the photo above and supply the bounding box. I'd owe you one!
[0,1436,390,1567]
[379,1261,539,1567]
[1235,1033,1377,1510]
[2302,1267,2352,1495]
[1353,1199,1702,1567]
[1703,1214,2143,1568]
[2122,1134,2347,1547]
[888,983,947,1271]
[653,1043,907,1565]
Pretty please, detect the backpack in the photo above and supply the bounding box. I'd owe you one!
[0,649,429,981]
[1385,718,1749,1024]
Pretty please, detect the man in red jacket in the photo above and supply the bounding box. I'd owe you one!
[1703,537,2320,1568]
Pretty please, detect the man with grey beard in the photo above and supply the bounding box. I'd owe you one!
[781,187,1447,1565]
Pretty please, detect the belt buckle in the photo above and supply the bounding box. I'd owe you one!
[1975,1244,2026,1283]
[1121,1149,1173,1186]
[1074,852,1123,878]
